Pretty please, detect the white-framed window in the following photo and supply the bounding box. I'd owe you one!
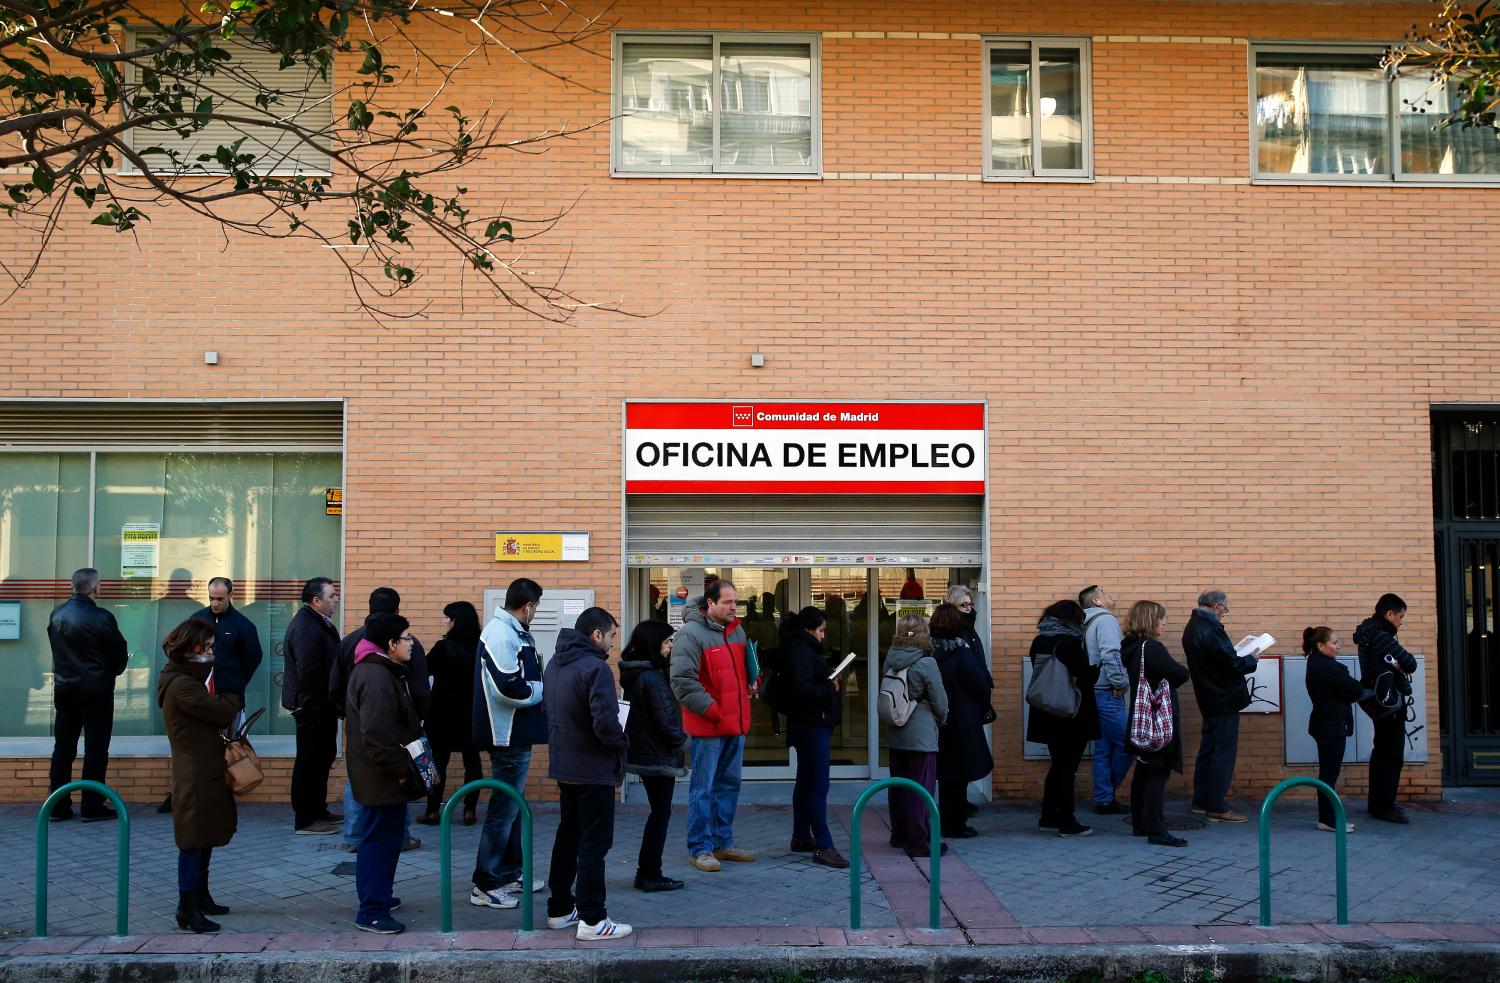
[982,37,1093,181]
[1252,43,1500,182]
[612,32,821,177]
[120,29,333,176]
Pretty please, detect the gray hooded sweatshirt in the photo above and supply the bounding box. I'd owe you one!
[882,643,949,752]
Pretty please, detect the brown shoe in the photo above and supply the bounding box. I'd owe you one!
[415,809,440,826]
[812,847,850,869]
[1206,810,1248,824]
[712,846,757,863]
[463,807,478,827]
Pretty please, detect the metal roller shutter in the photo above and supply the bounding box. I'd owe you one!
[625,494,984,566]
[0,400,342,450]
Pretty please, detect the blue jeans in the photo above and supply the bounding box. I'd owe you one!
[342,782,412,848]
[687,735,744,857]
[1092,689,1134,805]
[787,722,833,849]
[472,746,531,890]
[355,803,406,924]
[177,847,211,893]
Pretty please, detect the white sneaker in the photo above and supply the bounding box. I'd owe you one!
[1317,821,1356,833]
[576,916,633,941]
[501,878,546,894]
[546,907,580,930]
[469,886,518,909]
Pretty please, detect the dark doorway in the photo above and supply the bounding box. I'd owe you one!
[1433,412,1500,785]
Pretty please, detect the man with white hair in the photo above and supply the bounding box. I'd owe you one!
[1182,589,1258,823]
[46,567,128,822]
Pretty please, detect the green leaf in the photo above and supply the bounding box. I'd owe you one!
[195,96,213,115]
[484,219,513,241]
[30,167,54,194]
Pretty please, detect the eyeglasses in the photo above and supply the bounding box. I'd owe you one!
[957,602,975,610]
[400,634,415,643]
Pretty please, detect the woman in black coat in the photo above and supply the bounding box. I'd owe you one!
[418,601,483,826]
[1121,600,1192,847]
[778,607,849,869]
[931,602,993,838]
[1026,600,1099,837]
[621,620,689,892]
[1304,625,1362,833]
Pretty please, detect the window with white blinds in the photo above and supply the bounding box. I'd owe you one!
[121,30,334,176]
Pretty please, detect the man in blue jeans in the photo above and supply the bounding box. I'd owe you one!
[470,578,548,909]
[1080,585,1132,814]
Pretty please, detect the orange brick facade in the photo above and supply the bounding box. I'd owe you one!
[0,0,1486,808]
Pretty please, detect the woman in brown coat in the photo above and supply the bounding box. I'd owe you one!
[156,618,241,933]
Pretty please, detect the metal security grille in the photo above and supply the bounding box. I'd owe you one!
[625,494,984,566]
[0,400,343,449]
[1438,416,1500,521]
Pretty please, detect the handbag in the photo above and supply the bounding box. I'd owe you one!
[1025,645,1081,719]
[223,707,266,795]
[1128,644,1174,753]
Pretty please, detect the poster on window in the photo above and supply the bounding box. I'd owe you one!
[120,523,160,580]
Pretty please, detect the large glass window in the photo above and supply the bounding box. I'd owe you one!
[614,34,820,176]
[1255,46,1500,181]
[984,38,1092,180]
[0,451,342,739]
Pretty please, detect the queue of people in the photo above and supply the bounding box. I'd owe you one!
[42,566,1425,937]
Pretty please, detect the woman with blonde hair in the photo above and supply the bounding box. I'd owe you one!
[1121,600,1191,847]
[882,614,950,856]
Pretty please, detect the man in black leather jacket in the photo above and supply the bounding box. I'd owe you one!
[46,568,128,822]
[1182,589,1258,824]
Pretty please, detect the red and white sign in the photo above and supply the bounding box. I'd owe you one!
[625,402,986,494]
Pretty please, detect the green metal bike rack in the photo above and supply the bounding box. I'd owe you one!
[1258,776,1348,926]
[849,777,941,930]
[439,779,533,932]
[35,780,130,937]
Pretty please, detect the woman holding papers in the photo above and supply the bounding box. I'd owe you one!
[1121,601,1191,848]
[344,613,424,935]
[930,602,993,839]
[778,607,849,869]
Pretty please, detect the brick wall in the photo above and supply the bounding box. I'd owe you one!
[1,0,1487,807]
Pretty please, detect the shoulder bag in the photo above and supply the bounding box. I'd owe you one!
[1025,643,1081,719]
[1128,643,1174,753]
[223,707,266,795]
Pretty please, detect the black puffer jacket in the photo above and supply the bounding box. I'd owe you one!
[1353,617,1417,688]
[779,633,842,729]
[189,603,262,701]
[544,628,629,787]
[47,595,128,690]
[1182,608,1257,717]
[621,659,687,776]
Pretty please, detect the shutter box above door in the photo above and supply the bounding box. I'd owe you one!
[0,400,343,450]
[625,494,984,566]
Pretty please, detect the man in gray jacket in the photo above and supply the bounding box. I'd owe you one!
[1081,586,1131,814]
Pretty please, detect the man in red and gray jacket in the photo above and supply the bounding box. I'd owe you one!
[669,580,755,873]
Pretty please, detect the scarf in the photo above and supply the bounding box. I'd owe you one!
[1036,616,1083,639]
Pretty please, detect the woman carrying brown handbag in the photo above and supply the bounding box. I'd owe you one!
[157,617,242,933]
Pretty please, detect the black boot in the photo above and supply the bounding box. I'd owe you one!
[156,792,173,814]
[197,872,229,916]
[175,892,220,934]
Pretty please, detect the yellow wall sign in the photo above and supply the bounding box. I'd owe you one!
[326,488,343,516]
[495,532,589,562]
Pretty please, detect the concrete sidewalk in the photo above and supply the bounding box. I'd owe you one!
[4,785,1498,944]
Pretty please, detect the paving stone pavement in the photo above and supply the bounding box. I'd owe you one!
[950,795,1500,927]
[1,797,893,939]
[3,785,1497,940]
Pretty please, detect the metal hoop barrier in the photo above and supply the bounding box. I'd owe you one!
[1258,776,1348,926]
[439,779,533,932]
[849,777,942,930]
[35,780,130,937]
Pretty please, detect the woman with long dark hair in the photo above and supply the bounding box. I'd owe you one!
[157,617,241,933]
[1026,599,1099,838]
[620,620,689,891]
[419,600,484,826]
[778,606,848,868]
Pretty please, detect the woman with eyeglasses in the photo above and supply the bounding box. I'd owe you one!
[930,602,993,839]
[345,612,424,935]
[158,617,242,933]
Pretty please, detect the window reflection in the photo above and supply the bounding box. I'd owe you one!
[1398,75,1500,175]
[989,48,1032,171]
[719,43,813,168]
[1255,55,1388,175]
[619,41,713,168]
